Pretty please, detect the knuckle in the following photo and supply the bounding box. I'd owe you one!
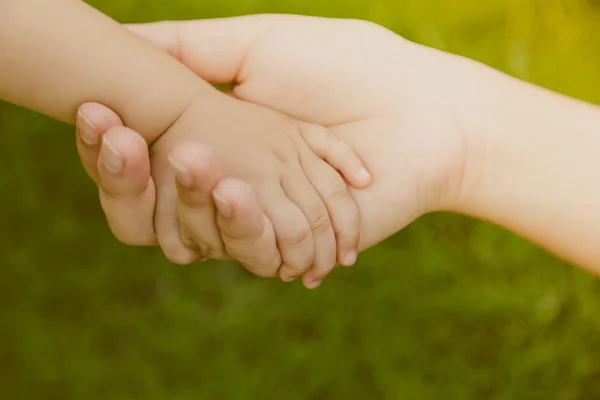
[279,224,311,246]
[220,221,252,241]
[180,224,227,260]
[323,129,338,146]
[299,123,327,146]
[289,255,313,273]
[271,145,296,166]
[325,175,351,203]
[180,234,197,250]
[199,243,227,261]
[308,207,332,235]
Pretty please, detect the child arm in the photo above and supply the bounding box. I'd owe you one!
[0,0,217,143]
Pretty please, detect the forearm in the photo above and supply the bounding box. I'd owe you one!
[0,0,214,143]
[455,61,600,272]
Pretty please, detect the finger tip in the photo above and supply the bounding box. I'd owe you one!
[340,249,358,267]
[300,269,319,288]
[214,178,255,211]
[170,145,223,189]
[77,102,104,118]
[104,126,145,148]
[102,128,151,176]
[279,265,300,283]
[168,155,194,189]
[304,278,323,290]
[212,190,232,219]
[160,236,203,266]
[352,167,372,188]
[78,103,123,131]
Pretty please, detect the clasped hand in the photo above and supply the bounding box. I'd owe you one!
[75,15,467,289]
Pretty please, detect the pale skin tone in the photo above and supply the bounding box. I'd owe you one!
[1,2,374,288]
[80,15,600,284]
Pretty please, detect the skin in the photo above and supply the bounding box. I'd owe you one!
[0,0,201,142]
[80,15,600,284]
[151,94,367,279]
[77,15,468,287]
[1,2,372,287]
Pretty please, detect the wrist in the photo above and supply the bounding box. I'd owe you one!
[448,57,600,223]
[406,50,490,216]
[152,83,224,145]
[447,59,524,219]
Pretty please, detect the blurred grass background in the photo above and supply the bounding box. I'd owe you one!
[2,0,600,398]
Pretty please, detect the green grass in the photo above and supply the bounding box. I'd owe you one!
[2,0,600,398]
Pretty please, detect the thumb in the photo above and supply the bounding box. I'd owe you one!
[125,14,287,85]
[97,127,157,246]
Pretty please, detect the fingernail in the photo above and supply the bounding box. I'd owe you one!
[279,268,297,283]
[213,191,232,218]
[168,155,193,188]
[77,111,98,145]
[281,275,297,283]
[306,279,322,290]
[101,137,123,174]
[342,249,357,267]
[357,167,372,184]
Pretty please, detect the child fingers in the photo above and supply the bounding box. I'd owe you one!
[259,185,315,281]
[212,178,282,277]
[168,144,227,261]
[301,155,361,269]
[281,172,337,288]
[300,125,372,189]
[153,171,203,265]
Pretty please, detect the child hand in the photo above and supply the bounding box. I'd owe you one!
[76,97,372,286]
[151,93,370,284]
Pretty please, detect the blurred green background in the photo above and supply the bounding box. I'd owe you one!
[2,0,600,398]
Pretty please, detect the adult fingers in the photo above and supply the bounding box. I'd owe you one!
[96,127,157,246]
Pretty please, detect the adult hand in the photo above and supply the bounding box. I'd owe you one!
[77,15,469,285]
[75,102,282,277]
